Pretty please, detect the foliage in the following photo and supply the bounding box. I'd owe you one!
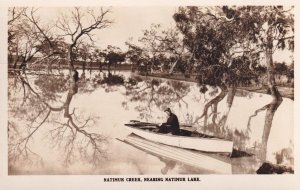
[173,6,294,87]
[99,73,125,86]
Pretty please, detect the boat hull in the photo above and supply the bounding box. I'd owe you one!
[118,134,232,174]
[124,125,233,153]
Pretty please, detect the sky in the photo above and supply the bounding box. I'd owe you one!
[94,7,178,50]
[37,7,293,64]
[38,7,177,50]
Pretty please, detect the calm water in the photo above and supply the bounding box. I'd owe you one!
[8,70,294,174]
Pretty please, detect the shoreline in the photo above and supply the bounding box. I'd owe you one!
[7,68,294,100]
[133,72,294,100]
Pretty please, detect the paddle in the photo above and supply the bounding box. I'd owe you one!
[125,121,160,128]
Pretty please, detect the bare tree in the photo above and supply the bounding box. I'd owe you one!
[8,8,61,70]
[56,7,112,71]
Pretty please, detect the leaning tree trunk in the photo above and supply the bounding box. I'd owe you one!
[218,85,237,128]
[260,86,283,161]
[258,32,283,161]
[193,84,228,125]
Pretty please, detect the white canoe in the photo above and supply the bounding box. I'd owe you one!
[118,134,232,174]
[124,125,233,153]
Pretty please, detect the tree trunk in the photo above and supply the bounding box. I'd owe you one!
[217,86,237,128]
[99,62,102,72]
[265,33,275,87]
[82,61,86,73]
[227,86,237,108]
[258,31,283,161]
[260,85,283,161]
[211,102,218,124]
[150,60,155,74]
[193,84,228,125]
[108,63,111,73]
[13,57,19,70]
[67,45,75,75]
[64,82,78,118]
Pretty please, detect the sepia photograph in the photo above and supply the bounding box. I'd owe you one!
[1,1,299,189]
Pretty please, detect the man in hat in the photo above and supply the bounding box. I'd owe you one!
[158,108,180,135]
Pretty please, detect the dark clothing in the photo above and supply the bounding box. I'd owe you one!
[158,113,180,135]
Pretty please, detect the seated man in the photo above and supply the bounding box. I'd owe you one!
[158,108,180,135]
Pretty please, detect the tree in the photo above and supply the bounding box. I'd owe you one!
[221,6,294,161]
[138,24,185,74]
[224,6,293,158]
[8,7,26,69]
[103,45,126,73]
[173,6,294,154]
[8,8,65,70]
[221,6,294,87]
[125,41,149,72]
[90,48,107,72]
[56,7,112,72]
[173,7,254,125]
[76,43,94,72]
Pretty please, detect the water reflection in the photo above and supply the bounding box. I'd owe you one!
[8,73,108,172]
[8,70,294,174]
[122,75,191,121]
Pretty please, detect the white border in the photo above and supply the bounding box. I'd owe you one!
[0,1,299,190]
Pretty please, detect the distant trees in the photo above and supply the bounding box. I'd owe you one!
[126,24,185,75]
[90,48,106,71]
[103,45,126,73]
[125,41,146,72]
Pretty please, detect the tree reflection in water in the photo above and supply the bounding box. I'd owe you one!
[122,77,254,153]
[8,72,108,170]
[123,75,190,121]
[122,75,292,169]
[8,70,293,174]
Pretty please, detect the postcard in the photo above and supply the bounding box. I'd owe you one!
[0,0,299,189]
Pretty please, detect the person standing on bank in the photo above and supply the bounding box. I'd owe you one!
[158,108,180,135]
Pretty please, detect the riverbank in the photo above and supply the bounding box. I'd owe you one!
[136,72,294,100]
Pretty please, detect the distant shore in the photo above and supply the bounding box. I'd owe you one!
[7,67,294,100]
[134,72,294,100]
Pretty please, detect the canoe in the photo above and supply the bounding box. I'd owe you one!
[124,123,233,154]
[117,134,232,174]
